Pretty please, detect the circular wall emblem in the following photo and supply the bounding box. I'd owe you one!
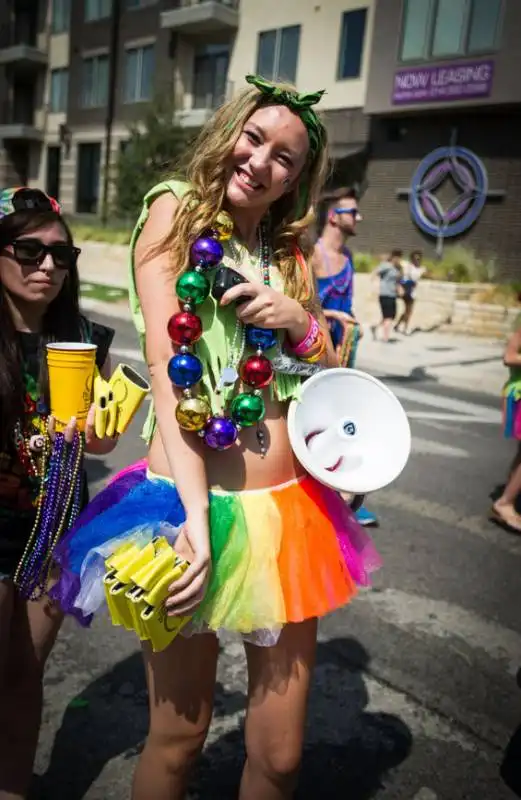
[409,146,489,239]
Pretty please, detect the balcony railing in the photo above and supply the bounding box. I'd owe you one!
[161,0,239,33]
[0,13,39,49]
[175,0,239,8]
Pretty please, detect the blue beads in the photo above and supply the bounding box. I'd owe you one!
[245,326,277,352]
[167,353,203,388]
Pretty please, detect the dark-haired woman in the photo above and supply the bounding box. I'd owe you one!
[0,187,117,799]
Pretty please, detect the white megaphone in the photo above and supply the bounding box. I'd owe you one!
[287,367,411,494]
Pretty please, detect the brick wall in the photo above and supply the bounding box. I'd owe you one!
[352,108,521,282]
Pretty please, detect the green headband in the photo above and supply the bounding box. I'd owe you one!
[244,74,327,218]
[245,74,326,159]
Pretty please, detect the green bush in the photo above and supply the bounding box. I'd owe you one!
[353,251,379,272]
[429,245,498,283]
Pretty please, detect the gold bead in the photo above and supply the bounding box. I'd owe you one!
[214,211,234,241]
[175,396,211,432]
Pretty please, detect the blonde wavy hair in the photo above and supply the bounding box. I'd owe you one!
[163,81,330,306]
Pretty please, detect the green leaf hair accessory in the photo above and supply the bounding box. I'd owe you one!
[245,74,327,159]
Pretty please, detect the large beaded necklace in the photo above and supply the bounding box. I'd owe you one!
[167,214,277,456]
[12,353,85,599]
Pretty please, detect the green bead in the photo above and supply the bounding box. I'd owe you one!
[230,392,265,427]
[176,270,210,306]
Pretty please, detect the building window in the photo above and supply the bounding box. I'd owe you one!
[85,0,112,22]
[124,45,155,103]
[337,8,368,80]
[193,44,230,109]
[49,68,69,112]
[256,26,301,83]
[400,0,502,61]
[51,0,70,33]
[81,54,109,108]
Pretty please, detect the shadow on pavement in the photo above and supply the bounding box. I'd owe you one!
[36,638,412,799]
[501,722,521,797]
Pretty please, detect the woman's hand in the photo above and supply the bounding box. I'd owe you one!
[48,405,119,455]
[84,404,119,455]
[221,278,308,336]
[165,511,211,616]
[47,414,78,445]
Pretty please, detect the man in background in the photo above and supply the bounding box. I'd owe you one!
[312,187,378,528]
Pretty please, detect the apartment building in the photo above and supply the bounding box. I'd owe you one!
[1,0,375,216]
[0,1,50,187]
[0,1,238,215]
[359,0,521,279]
[228,0,375,188]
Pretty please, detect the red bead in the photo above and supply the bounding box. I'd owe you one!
[167,311,202,346]
[240,354,273,389]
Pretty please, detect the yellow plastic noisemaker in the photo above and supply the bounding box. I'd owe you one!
[103,537,191,652]
[93,364,150,439]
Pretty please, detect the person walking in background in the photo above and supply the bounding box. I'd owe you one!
[491,307,521,533]
[371,250,403,343]
[395,249,427,336]
[312,187,379,528]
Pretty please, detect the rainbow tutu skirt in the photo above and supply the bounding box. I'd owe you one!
[50,461,381,645]
[503,388,521,439]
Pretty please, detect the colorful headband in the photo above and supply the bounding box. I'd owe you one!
[245,74,327,159]
[0,187,61,221]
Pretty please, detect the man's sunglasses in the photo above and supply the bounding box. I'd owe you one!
[9,238,81,270]
[333,207,359,219]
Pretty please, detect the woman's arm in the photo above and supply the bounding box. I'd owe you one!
[134,192,209,518]
[135,192,211,614]
[504,329,521,368]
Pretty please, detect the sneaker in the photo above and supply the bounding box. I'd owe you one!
[355,506,379,527]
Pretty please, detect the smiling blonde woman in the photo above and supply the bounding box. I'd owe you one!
[52,75,381,800]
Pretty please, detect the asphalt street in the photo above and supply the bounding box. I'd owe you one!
[32,312,521,800]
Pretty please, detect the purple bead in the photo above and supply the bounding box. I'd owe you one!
[190,237,224,269]
[203,416,238,451]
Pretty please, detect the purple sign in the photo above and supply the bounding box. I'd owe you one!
[392,59,494,105]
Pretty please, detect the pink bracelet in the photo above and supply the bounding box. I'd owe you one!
[290,313,320,357]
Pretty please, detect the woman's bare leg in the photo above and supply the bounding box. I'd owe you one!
[240,619,317,800]
[132,632,219,800]
[0,588,63,800]
[0,579,14,684]
[493,457,521,532]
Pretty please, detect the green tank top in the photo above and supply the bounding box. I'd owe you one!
[128,179,302,443]
[503,312,521,398]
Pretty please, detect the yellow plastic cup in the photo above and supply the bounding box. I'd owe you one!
[46,342,97,432]
[109,364,151,435]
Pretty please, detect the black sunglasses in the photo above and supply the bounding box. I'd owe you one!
[9,238,81,270]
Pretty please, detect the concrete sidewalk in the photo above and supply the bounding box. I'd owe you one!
[355,328,505,396]
[78,242,508,398]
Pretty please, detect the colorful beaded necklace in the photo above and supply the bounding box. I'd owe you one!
[12,357,85,599]
[167,214,277,456]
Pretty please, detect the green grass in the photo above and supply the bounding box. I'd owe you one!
[70,222,132,246]
[80,282,128,303]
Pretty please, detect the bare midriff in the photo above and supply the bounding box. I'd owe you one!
[148,393,305,492]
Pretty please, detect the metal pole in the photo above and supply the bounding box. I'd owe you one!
[101,0,120,226]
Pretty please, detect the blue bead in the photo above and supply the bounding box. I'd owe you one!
[167,353,203,388]
[245,326,277,351]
